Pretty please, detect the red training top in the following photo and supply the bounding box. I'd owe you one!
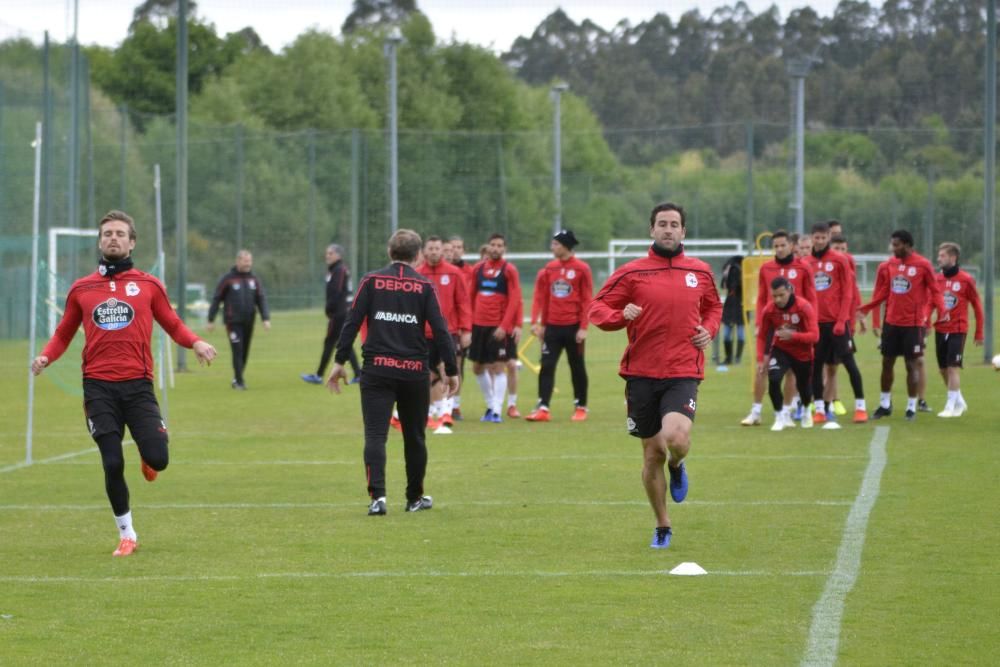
[755,256,816,327]
[935,269,984,340]
[41,268,201,382]
[589,246,723,380]
[470,258,522,332]
[417,259,472,336]
[531,255,594,328]
[802,247,856,325]
[859,252,945,327]
[756,296,819,362]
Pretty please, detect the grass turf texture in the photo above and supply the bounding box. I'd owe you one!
[1,308,998,664]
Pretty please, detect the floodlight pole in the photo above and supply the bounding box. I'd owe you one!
[787,56,819,236]
[984,0,996,361]
[175,0,189,370]
[552,82,569,238]
[385,28,402,233]
[26,122,43,465]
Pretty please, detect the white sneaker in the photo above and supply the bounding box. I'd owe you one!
[800,410,814,428]
[770,418,785,432]
[953,399,968,417]
[937,403,957,418]
[782,412,798,428]
[741,413,761,426]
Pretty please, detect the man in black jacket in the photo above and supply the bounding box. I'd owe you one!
[327,229,458,516]
[302,244,361,385]
[208,250,270,389]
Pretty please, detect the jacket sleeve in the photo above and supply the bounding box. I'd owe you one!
[40,286,84,363]
[755,306,771,362]
[800,264,817,307]
[835,256,855,325]
[454,270,472,332]
[578,263,594,330]
[925,263,946,322]
[860,262,890,315]
[967,275,985,341]
[255,275,271,321]
[531,267,548,325]
[426,288,458,376]
[335,277,370,365]
[789,302,820,345]
[207,275,227,323]
[755,267,768,328]
[588,268,630,331]
[500,264,522,333]
[700,272,723,339]
[152,280,201,348]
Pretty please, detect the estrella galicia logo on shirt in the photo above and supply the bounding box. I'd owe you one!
[92,298,135,330]
[685,272,698,288]
[814,272,832,291]
[943,291,957,310]
[891,275,911,294]
[551,279,572,298]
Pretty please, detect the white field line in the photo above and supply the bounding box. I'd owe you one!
[801,426,889,667]
[0,498,851,511]
[0,446,97,474]
[0,568,831,585]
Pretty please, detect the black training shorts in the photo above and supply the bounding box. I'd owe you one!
[935,332,966,369]
[815,321,853,364]
[624,377,699,439]
[83,378,167,445]
[881,323,924,360]
[468,325,514,364]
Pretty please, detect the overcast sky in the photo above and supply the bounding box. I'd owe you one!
[2,1,843,53]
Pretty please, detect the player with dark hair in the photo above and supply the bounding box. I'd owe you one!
[823,225,868,423]
[302,244,361,385]
[447,235,476,420]
[858,229,947,421]
[590,202,722,550]
[933,242,983,417]
[756,277,819,431]
[526,229,593,422]
[208,249,270,390]
[32,210,217,557]
[468,233,522,423]
[742,229,816,427]
[327,229,458,515]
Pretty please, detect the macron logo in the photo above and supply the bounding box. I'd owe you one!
[375,311,418,324]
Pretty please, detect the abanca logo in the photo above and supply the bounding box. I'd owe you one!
[92,298,135,330]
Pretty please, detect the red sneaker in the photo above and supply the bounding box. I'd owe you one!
[389,415,402,432]
[427,416,441,430]
[440,413,454,427]
[571,407,588,422]
[813,410,827,425]
[525,408,550,422]
[853,409,868,424]
[140,459,158,482]
[506,406,522,419]
[112,537,137,557]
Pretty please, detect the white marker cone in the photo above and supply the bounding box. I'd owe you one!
[669,562,707,576]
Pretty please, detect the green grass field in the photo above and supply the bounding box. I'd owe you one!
[1,309,998,665]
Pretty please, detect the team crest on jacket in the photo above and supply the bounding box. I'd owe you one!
[788,269,798,279]
[566,269,576,279]
[125,281,140,297]
[791,313,800,324]
[440,274,450,285]
[249,279,256,289]
[685,272,698,288]
[92,298,135,330]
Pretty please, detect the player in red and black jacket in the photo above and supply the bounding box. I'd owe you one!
[527,229,593,422]
[302,244,360,385]
[756,277,820,431]
[932,242,984,417]
[858,229,947,421]
[590,202,722,550]
[207,250,270,390]
[32,210,217,557]
[327,229,458,516]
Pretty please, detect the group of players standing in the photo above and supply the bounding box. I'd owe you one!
[743,220,984,433]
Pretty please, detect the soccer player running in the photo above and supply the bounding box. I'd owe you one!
[742,229,816,427]
[31,210,217,557]
[526,229,594,422]
[468,233,522,423]
[932,243,983,417]
[857,230,947,421]
[417,235,472,433]
[803,221,863,426]
[302,244,361,385]
[590,202,722,549]
[207,250,270,390]
[756,277,820,431]
[326,229,458,515]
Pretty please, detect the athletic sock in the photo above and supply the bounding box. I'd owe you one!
[906,397,917,412]
[815,400,825,414]
[475,372,493,410]
[507,393,517,408]
[946,390,958,407]
[855,398,866,411]
[751,402,762,417]
[791,396,802,410]
[431,400,443,419]
[492,372,508,414]
[880,392,891,409]
[114,511,137,540]
[453,395,461,408]
[443,397,454,416]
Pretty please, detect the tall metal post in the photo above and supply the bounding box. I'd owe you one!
[43,32,53,233]
[745,120,755,245]
[175,0,189,370]
[924,167,935,258]
[235,123,244,250]
[307,128,317,297]
[786,56,820,236]
[68,0,81,278]
[351,129,360,277]
[119,104,128,209]
[385,29,402,233]
[985,0,997,361]
[551,82,568,238]
[26,122,43,465]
